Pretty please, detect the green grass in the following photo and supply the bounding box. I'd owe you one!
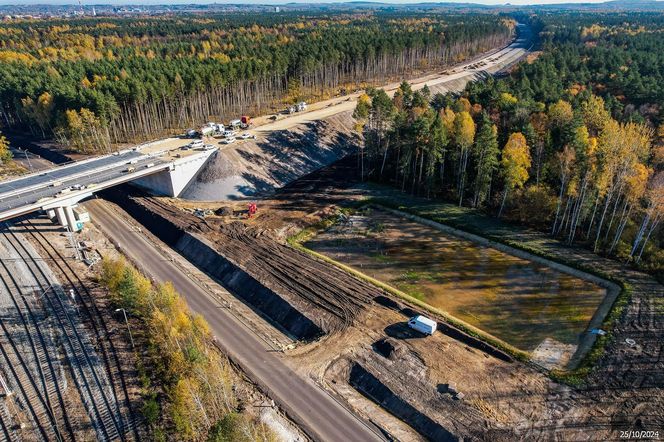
[289,187,635,382]
[370,252,394,264]
[394,282,426,301]
[288,220,530,362]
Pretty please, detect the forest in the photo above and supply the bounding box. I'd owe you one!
[0,11,513,149]
[353,12,664,279]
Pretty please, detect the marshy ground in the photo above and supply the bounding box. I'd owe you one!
[305,207,607,353]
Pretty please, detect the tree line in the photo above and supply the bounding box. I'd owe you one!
[354,13,664,280]
[0,12,513,149]
[101,257,276,441]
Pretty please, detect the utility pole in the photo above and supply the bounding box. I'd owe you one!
[21,148,32,172]
[115,308,134,349]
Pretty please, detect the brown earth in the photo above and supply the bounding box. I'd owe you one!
[119,156,662,441]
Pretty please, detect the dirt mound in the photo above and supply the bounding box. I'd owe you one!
[109,188,382,335]
[182,112,359,201]
[207,223,379,333]
[348,362,458,441]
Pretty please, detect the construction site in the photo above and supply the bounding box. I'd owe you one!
[80,138,662,441]
[0,20,661,442]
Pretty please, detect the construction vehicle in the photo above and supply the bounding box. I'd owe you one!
[240,115,251,128]
[200,125,215,137]
[297,101,307,112]
[229,119,242,128]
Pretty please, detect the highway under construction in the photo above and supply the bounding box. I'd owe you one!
[2,19,660,442]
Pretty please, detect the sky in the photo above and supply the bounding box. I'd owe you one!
[2,0,661,6]
[0,0,630,4]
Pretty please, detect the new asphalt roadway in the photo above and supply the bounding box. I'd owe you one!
[85,199,386,442]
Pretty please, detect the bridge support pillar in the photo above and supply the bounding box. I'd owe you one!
[55,207,67,227]
[47,209,55,219]
[64,206,78,232]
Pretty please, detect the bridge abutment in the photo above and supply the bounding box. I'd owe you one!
[132,150,216,197]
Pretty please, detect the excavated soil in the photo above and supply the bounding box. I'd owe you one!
[107,157,663,440]
[102,186,382,337]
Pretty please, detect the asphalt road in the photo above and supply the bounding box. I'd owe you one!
[0,152,168,219]
[253,23,531,135]
[85,199,385,442]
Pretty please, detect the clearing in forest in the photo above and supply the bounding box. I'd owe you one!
[305,207,607,357]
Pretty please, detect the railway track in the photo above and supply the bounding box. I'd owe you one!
[19,217,140,441]
[0,224,126,441]
[0,243,68,441]
[0,400,19,442]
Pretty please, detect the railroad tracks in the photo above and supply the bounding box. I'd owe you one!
[0,220,139,441]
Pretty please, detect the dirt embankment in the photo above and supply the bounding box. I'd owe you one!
[101,186,383,339]
[181,113,359,201]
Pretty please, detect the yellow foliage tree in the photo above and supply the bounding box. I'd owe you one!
[500,132,531,217]
[454,111,476,205]
[548,99,574,129]
[0,132,11,165]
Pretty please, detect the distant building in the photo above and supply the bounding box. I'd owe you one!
[274,6,280,12]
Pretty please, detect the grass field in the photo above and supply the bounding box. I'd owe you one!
[305,207,607,353]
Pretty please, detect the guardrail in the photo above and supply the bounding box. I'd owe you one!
[0,152,147,201]
[0,161,172,222]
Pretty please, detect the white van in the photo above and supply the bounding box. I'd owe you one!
[223,129,235,138]
[189,139,204,148]
[408,315,437,335]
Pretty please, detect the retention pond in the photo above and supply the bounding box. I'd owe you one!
[305,207,610,366]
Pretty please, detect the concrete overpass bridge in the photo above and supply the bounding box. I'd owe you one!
[0,138,217,229]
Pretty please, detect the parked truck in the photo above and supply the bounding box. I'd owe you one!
[200,125,215,137]
[240,115,251,128]
[408,315,437,335]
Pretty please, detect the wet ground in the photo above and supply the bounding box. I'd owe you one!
[305,208,607,352]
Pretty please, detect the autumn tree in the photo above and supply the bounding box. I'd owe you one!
[499,132,531,217]
[21,92,54,138]
[0,132,11,165]
[631,171,664,261]
[454,111,476,205]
